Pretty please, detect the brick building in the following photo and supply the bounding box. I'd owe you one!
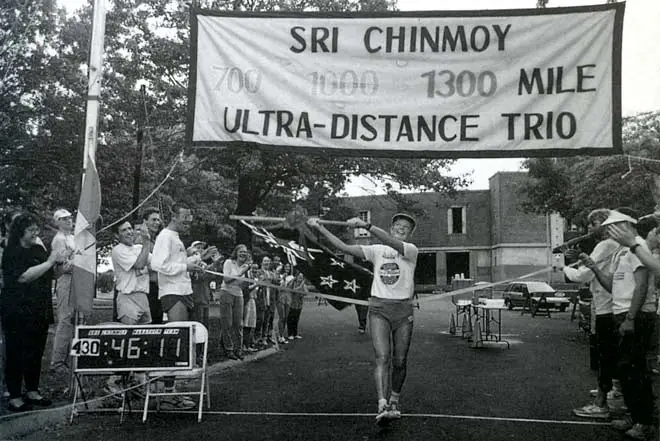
[338,171,564,291]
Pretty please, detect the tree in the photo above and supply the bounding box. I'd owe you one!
[2,0,469,251]
[520,111,660,226]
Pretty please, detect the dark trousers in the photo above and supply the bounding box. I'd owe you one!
[255,304,274,342]
[192,304,209,329]
[615,311,655,425]
[148,281,163,324]
[287,308,302,337]
[1,314,48,399]
[595,314,619,393]
[355,304,368,330]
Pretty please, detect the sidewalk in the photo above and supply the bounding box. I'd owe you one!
[0,345,280,439]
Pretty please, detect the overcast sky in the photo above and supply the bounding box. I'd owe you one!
[58,0,660,192]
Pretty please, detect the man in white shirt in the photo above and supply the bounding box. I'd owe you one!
[105,221,151,396]
[135,207,163,323]
[49,208,76,373]
[112,221,151,325]
[582,210,656,440]
[149,204,202,410]
[151,204,202,322]
[561,209,621,419]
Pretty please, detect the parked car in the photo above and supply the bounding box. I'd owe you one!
[502,281,570,312]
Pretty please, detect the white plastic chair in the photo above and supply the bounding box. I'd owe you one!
[142,321,210,423]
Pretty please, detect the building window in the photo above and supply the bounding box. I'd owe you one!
[447,206,467,235]
[355,210,371,238]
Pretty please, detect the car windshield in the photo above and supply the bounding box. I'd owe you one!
[524,282,555,293]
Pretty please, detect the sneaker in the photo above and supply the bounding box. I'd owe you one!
[626,423,654,440]
[288,336,294,340]
[608,397,628,413]
[608,390,623,400]
[387,402,402,420]
[104,379,124,396]
[611,416,633,431]
[572,403,610,419]
[295,335,302,339]
[358,328,366,334]
[160,396,196,411]
[590,388,623,400]
[49,362,70,375]
[625,423,653,440]
[375,404,391,426]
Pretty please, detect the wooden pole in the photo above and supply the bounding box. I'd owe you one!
[229,215,348,227]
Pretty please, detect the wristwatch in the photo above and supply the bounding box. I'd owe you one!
[364,223,372,231]
[630,244,640,254]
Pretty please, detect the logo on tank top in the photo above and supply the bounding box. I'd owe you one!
[379,262,400,285]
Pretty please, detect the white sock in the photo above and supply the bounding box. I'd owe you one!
[389,392,400,404]
[378,398,388,411]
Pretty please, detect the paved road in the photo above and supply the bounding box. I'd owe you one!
[9,297,652,441]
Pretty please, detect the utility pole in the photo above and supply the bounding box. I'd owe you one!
[132,84,146,222]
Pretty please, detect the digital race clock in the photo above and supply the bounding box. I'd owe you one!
[71,324,194,373]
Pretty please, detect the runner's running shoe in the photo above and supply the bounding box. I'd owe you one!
[387,402,402,420]
[375,404,391,427]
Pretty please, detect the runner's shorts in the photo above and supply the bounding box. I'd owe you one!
[368,297,414,331]
[116,291,152,324]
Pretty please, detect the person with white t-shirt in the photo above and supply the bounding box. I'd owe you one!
[105,221,151,396]
[49,208,76,374]
[308,213,418,426]
[111,221,152,325]
[560,209,623,420]
[581,210,657,441]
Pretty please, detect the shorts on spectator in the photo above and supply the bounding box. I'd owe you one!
[160,294,194,313]
[117,292,152,324]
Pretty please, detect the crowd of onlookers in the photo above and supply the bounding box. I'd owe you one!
[0,203,311,412]
[557,207,660,441]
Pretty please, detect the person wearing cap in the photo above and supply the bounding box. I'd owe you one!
[560,209,623,420]
[49,208,76,374]
[580,209,657,440]
[307,212,418,426]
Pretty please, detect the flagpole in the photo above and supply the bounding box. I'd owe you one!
[83,0,106,172]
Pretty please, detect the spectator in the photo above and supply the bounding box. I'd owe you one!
[105,221,152,395]
[276,263,294,344]
[150,204,202,410]
[287,269,308,340]
[308,213,419,426]
[188,241,223,329]
[219,244,251,360]
[135,207,163,324]
[0,211,14,398]
[49,208,76,374]
[1,213,66,411]
[243,262,259,353]
[355,304,369,335]
[582,210,656,440]
[562,209,622,419]
[255,256,276,348]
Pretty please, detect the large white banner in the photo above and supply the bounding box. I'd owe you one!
[188,4,623,158]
